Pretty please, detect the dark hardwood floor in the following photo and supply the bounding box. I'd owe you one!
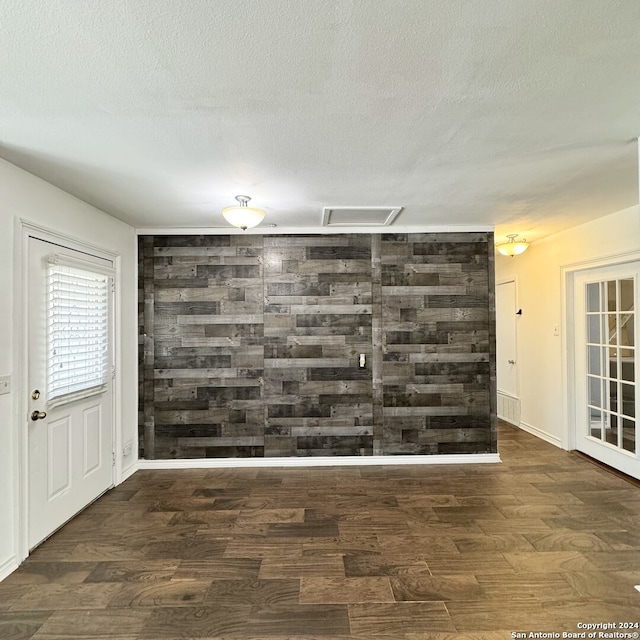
[2,422,640,639]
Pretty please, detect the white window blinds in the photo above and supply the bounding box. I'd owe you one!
[47,263,111,403]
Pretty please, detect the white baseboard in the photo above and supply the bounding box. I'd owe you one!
[136,453,501,470]
[120,462,139,483]
[518,421,563,448]
[0,555,19,582]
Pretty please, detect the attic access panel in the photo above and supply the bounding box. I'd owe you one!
[322,206,402,227]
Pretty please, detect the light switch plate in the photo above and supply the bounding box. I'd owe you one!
[0,375,11,395]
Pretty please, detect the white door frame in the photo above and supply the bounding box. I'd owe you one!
[562,249,640,452]
[13,219,122,563]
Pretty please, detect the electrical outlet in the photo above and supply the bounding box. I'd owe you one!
[122,440,132,456]
[553,324,560,336]
[0,375,10,395]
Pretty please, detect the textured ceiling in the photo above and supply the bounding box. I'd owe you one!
[1,0,639,241]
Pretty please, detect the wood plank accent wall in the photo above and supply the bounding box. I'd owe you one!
[380,233,497,454]
[138,232,496,459]
[263,235,374,456]
[139,235,264,459]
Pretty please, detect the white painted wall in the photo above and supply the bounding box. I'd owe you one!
[0,158,137,579]
[495,205,640,446]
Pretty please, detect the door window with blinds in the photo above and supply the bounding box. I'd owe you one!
[47,258,113,407]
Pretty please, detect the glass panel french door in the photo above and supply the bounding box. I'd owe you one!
[574,263,639,479]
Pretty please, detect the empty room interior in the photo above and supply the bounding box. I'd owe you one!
[1,1,640,637]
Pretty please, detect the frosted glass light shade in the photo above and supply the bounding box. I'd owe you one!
[221,195,265,230]
[497,234,529,257]
[222,206,265,230]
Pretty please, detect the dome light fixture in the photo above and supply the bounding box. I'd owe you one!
[497,234,529,257]
[221,195,265,230]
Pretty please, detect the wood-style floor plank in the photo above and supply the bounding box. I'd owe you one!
[2,422,640,639]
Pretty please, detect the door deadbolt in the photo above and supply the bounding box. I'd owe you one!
[31,411,47,421]
[31,389,40,400]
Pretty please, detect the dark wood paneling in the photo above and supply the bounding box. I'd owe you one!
[263,235,373,456]
[140,236,155,458]
[139,235,264,459]
[139,232,496,459]
[380,233,496,454]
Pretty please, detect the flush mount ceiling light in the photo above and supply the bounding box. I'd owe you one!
[497,234,530,257]
[221,195,265,230]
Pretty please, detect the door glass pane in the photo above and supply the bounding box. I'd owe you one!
[589,408,602,438]
[588,375,601,407]
[620,314,634,347]
[622,417,636,453]
[609,380,618,413]
[587,315,600,343]
[620,279,634,312]
[609,349,618,378]
[608,314,617,345]
[605,413,619,446]
[586,283,600,312]
[587,346,600,375]
[620,354,634,382]
[607,281,617,312]
[621,383,635,418]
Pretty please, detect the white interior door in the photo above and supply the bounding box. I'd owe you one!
[28,236,115,549]
[496,280,518,398]
[574,262,639,479]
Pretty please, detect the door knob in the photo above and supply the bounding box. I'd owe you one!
[31,411,47,421]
